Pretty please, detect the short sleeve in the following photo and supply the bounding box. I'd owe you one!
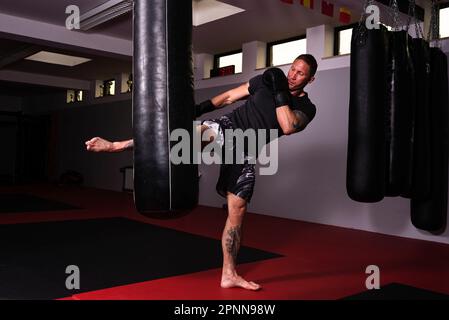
[291,95,316,130]
[299,102,316,123]
[291,94,316,122]
[248,75,263,95]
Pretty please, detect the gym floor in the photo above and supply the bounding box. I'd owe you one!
[1,183,448,300]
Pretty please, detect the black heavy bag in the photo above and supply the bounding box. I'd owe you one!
[411,48,448,231]
[347,24,389,202]
[133,0,198,214]
[385,31,415,197]
[404,38,431,199]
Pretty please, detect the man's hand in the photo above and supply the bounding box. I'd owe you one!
[262,68,291,108]
[85,137,114,152]
[195,100,216,117]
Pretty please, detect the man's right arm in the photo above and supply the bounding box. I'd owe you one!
[85,137,133,152]
[113,139,134,152]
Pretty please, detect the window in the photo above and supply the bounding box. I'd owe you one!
[440,3,449,38]
[76,90,83,102]
[267,36,307,67]
[214,50,243,74]
[66,90,84,103]
[334,24,356,56]
[102,79,116,96]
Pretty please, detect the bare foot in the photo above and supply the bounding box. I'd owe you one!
[221,274,261,291]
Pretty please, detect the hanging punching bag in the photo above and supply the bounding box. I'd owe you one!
[411,48,448,231]
[404,38,431,199]
[347,24,389,202]
[133,0,198,214]
[384,31,415,197]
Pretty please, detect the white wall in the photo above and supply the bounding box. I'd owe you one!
[195,63,449,245]
[192,29,449,245]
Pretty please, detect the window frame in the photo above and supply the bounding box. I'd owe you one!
[334,23,357,56]
[266,35,307,67]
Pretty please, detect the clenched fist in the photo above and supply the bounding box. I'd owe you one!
[85,137,114,152]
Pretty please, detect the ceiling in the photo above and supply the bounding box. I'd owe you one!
[0,80,66,97]
[0,0,364,52]
[0,0,415,97]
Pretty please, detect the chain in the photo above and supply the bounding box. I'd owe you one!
[388,0,402,31]
[406,0,424,38]
[356,0,375,45]
[427,0,441,46]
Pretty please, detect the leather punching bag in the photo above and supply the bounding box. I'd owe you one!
[385,31,415,197]
[133,0,198,214]
[411,48,448,231]
[347,24,389,202]
[404,38,431,199]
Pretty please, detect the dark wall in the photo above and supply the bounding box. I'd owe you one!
[55,99,133,191]
[0,114,18,182]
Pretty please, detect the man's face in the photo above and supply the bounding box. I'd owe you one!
[287,59,314,92]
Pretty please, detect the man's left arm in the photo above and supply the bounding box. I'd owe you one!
[195,82,250,117]
[276,106,309,135]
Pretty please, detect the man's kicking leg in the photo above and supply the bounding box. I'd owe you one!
[220,192,260,290]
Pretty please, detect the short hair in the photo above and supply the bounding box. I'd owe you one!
[295,54,318,78]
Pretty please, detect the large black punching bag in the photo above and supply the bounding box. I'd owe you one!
[404,38,431,199]
[347,24,389,202]
[133,0,198,214]
[384,31,415,197]
[411,48,448,231]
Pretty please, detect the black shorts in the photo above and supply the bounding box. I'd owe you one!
[202,115,256,202]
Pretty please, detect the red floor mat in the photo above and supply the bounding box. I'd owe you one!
[1,183,448,300]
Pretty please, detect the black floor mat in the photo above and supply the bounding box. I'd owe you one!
[0,218,281,299]
[0,194,81,213]
[343,283,449,300]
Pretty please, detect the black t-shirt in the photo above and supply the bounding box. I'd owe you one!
[230,75,316,143]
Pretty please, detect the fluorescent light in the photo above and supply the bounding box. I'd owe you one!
[193,0,245,27]
[80,0,133,31]
[25,51,91,67]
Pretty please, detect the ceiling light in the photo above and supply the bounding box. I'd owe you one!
[78,0,245,31]
[25,51,91,67]
[193,0,245,26]
[80,0,133,31]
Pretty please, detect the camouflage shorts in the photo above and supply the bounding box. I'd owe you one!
[202,115,256,202]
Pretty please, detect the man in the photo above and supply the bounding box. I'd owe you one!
[86,54,317,291]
